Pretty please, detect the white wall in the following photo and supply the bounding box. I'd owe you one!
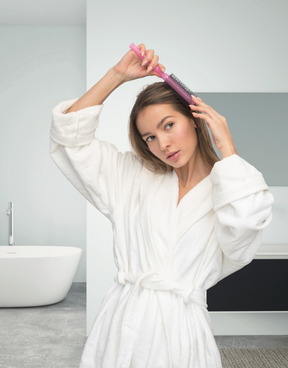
[86,0,288,333]
[0,25,87,281]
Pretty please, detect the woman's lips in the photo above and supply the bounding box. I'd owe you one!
[166,151,180,161]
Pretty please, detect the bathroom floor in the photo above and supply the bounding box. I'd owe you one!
[0,283,86,368]
[0,283,287,368]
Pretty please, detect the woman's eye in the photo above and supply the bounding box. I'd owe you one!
[165,122,174,130]
[146,135,155,143]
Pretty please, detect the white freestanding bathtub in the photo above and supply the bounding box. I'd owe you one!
[0,246,82,307]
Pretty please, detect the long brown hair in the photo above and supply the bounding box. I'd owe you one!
[129,82,220,173]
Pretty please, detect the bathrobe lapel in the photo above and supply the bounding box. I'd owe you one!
[140,171,178,271]
[140,171,213,269]
[176,175,213,242]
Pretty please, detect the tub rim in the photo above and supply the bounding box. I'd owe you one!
[0,245,82,259]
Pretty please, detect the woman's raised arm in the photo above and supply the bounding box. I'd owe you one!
[66,44,165,113]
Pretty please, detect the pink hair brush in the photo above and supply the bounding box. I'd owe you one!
[129,43,196,105]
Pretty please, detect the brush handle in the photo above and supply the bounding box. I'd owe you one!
[129,43,167,79]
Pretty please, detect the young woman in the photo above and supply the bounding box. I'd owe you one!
[50,44,273,368]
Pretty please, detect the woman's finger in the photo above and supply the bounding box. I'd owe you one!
[147,55,160,73]
[152,63,165,77]
[190,102,226,131]
[190,104,219,125]
[191,111,215,127]
[142,49,154,66]
[137,44,146,57]
[157,63,165,72]
[191,96,222,118]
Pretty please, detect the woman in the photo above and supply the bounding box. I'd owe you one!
[50,44,273,368]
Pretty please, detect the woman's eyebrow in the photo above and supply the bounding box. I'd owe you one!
[141,115,174,138]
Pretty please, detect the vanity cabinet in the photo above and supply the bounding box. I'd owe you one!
[207,245,288,311]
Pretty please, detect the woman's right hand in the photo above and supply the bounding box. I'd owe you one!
[113,44,165,83]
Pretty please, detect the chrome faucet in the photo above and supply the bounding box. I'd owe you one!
[6,202,14,246]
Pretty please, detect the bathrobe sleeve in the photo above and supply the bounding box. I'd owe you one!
[50,99,143,219]
[210,154,274,279]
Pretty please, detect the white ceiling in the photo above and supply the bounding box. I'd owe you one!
[0,0,86,25]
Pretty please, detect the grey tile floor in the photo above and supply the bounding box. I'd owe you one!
[0,283,86,368]
[0,283,287,367]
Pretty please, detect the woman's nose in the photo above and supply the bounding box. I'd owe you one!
[158,134,170,151]
[158,135,170,150]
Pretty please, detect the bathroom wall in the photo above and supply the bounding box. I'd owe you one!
[86,0,288,333]
[0,25,87,281]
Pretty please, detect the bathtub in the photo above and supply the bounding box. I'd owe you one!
[0,246,82,307]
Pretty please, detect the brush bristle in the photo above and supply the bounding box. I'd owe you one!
[165,74,196,105]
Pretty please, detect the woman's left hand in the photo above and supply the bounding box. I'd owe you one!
[190,96,238,158]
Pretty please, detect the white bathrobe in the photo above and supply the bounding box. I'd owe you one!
[50,100,273,368]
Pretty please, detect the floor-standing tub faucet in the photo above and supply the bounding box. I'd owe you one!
[6,202,14,246]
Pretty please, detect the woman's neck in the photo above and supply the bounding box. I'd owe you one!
[175,151,211,204]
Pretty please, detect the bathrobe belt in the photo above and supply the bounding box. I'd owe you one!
[116,269,207,307]
[115,269,207,367]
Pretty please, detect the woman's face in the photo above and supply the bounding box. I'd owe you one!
[136,104,198,170]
